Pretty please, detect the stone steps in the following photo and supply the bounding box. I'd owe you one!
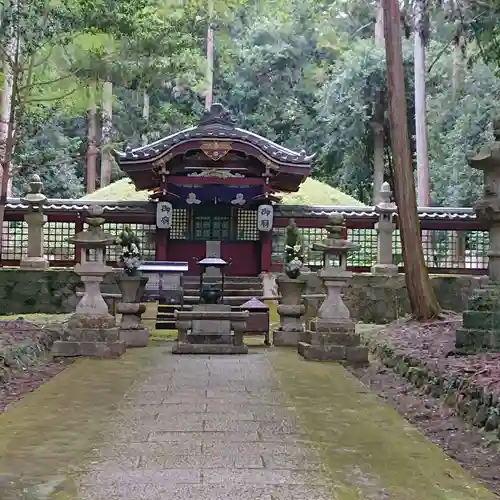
[155,276,264,331]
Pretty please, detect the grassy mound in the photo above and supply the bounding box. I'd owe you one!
[80,177,363,206]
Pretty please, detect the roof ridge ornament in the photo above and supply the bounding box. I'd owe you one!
[199,103,236,128]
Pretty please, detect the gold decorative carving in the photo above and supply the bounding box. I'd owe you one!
[257,155,279,170]
[200,141,232,161]
[152,153,173,170]
[187,168,245,179]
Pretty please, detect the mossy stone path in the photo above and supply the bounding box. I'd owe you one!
[0,346,495,499]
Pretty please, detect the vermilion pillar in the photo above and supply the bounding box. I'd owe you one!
[260,230,272,273]
[155,229,168,261]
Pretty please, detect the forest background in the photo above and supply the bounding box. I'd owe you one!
[1,0,499,206]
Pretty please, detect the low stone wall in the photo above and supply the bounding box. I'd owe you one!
[292,273,486,324]
[0,269,121,315]
[0,269,487,320]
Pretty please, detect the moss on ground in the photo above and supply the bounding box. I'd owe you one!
[268,349,496,500]
[0,348,162,499]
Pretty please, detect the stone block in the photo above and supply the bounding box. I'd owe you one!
[297,342,345,361]
[171,343,248,355]
[52,340,126,358]
[455,328,500,352]
[462,310,500,330]
[119,328,149,347]
[309,331,360,347]
[345,345,369,364]
[273,329,301,347]
[63,327,120,343]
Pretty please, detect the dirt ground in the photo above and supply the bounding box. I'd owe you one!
[0,318,70,413]
[350,317,500,497]
[0,358,69,413]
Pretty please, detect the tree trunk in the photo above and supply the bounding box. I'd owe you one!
[86,81,98,194]
[383,0,440,320]
[372,1,385,204]
[205,0,214,111]
[414,0,429,207]
[142,89,150,147]
[0,7,19,256]
[100,78,113,187]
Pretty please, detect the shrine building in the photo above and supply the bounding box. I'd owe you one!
[113,104,314,276]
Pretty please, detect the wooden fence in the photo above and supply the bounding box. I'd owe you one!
[1,200,489,275]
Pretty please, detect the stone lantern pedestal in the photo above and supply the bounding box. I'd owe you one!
[455,119,500,353]
[20,175,49,270]
[298,214,368,364]
[116,275,149,347]
[52,206,125,358]
[371,182,398,276]
[273,275,306,346]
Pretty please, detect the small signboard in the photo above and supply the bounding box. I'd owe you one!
[257,204,273,232]
[156,201,173,229]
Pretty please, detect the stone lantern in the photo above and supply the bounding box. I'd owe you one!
[52,205,126,358]
[371,182,398,276]
[20,174,49,270]
[456,119,500,353]
[298,213,368,363]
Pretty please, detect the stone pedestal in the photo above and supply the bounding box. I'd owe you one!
[371,182,397,276]
[116,274,149,347]
[20,176,49,270]
[52,313,124,358]
[455,285,500,353]
[456,119,500,353]
[52,205,125,358]
[273,275,306,346]
[298,267,368,363]
[173,304,249,354]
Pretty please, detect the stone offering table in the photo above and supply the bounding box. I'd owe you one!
[52,205,126,358]
[172,304,249,354]
[298,213,368,364]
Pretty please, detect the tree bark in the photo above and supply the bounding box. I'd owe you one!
[205,0,214,111]
[383,0,440,319]
[414,0,429,206]
[100,78,113,187]
[86,81,98,194]
[142,89,150,146]
[372,1,385,204]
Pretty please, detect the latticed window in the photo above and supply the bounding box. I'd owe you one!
[2,220,27,260]
[83,222,156,262]
[420,229,489,270]
[236,209,259,241]
[347,228,377,268]
[171,208,189,240]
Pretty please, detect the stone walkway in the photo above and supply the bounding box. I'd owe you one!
[0,346,496,500]
[79,354,330,500]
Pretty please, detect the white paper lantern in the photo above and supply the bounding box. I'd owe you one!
[257,204,273,232]
[156,201,172,229]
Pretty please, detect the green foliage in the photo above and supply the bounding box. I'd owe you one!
[284,219,304,277]
[6,0,500,209]
[116,226,142,275]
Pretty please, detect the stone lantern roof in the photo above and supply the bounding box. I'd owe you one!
[312,213,359,256]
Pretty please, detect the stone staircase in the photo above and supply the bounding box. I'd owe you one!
[155,276,264,331]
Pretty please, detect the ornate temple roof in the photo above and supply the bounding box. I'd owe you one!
[112,104,314,193]
[114,104,314,167]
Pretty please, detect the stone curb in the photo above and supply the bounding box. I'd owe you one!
[364,335,500,438]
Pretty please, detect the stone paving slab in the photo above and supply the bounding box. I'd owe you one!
[79,353,331,500]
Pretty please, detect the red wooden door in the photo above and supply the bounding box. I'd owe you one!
[221,242,260,276]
